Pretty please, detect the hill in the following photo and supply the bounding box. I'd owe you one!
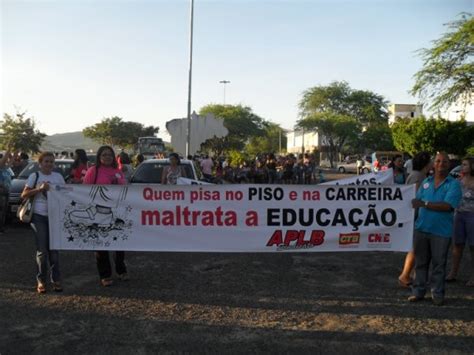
[41,132,101,153]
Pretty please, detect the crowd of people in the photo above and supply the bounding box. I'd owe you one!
[200,153,326,185]
[0,146,473,306]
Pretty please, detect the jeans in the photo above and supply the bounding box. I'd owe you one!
[95,251,127,279]
[412,230,451,299]
[31,213,61,283]
[453,211,474,246]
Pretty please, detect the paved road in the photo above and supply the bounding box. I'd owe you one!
[1,221,473,354]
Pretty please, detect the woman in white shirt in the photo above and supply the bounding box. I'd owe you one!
[21,152,65,294]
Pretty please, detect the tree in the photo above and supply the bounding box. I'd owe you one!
[297,81,388,165]
[83,117,159,148]
[297,113,361,167]
[353,123,395,152]
[0,112,46,153]
[227,150,247,168]
[199,104,265,155]
[391,116,474,155]
[299,81,389,126]
[411,13,474,113]
[245,122,287,156]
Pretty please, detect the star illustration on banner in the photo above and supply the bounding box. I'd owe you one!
[70,201,76,206]
[68,236,74,242]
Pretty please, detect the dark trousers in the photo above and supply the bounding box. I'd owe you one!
[412,230,451,299]
[95,251,127,279]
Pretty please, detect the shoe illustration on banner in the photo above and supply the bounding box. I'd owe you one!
[62,186,132,248]
[69,204,123,228]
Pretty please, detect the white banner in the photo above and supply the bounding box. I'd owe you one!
[321,168,394,186]
[177,177,212,185]
[48,184,415,252]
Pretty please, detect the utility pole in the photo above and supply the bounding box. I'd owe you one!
[219,80,230,105]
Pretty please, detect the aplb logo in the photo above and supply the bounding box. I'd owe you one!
[266,229,325,250]
[339,232,360,246]
[368,233,391,248]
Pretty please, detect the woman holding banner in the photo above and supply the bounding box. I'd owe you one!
[21,152,65,293]
[398,151,432,288]
[83,145,128,287]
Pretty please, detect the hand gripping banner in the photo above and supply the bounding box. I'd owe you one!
[48,184,415,252]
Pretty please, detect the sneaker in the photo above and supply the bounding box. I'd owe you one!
[52,281,63,292]
[101,278,113,287]
[408,295,424,302]
[69,205,114,227]
[432,297,444,306]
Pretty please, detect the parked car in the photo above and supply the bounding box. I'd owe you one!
[370,151,403,171]
[7,159,74,218]
[87,154,97,165]
[130,159,203,184]
[449,165,461,179]
[337,159,371,174]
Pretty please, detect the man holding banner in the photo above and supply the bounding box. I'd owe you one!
[409,152,462,306]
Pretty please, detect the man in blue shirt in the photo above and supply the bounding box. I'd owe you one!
[409,152,462,305]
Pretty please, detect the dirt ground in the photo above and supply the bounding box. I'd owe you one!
[0,220,473,355]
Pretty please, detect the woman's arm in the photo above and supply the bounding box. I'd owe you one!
[83,166,97,185]
[161,167,168,184]
[21,182,48,200]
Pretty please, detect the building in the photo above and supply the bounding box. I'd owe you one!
[388,104,423,124]
[286,130,319,154]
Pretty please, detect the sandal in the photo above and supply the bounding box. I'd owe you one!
[101,278,113,287]
[52,281,63,292]
[37,283,46,294]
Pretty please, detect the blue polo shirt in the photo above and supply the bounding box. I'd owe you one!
[415,175,462,238]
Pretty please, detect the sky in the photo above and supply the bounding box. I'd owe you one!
[1,0,472,139]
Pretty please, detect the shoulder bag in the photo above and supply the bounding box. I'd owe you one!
[17,172,39,223]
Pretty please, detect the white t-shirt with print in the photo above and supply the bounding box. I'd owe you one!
[26,171,65,216]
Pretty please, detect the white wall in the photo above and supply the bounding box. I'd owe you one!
[166,112,228,156]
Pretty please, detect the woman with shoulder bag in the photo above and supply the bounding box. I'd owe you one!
[83,145,128,287]
[21,152,65,294]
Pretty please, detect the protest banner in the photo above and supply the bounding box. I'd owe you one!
[48,184,415,252]
[321,168,394,186]
[177,177,212,185]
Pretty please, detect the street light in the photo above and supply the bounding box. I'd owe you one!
[219,80,230,105]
